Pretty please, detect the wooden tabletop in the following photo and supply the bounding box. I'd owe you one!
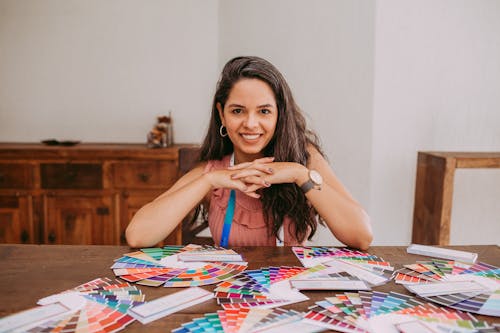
[1,244,499,331]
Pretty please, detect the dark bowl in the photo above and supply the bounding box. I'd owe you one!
[41,139,60,146]
[58,140,81,146]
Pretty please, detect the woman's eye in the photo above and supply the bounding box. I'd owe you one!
[231,109,242,114]
[260,109,271,114]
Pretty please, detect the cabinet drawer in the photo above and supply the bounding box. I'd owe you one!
[41,163,102,189]
[112,161,177,189]
[0,163,34,189]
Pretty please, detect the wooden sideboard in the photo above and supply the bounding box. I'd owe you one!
[0,143,199,245]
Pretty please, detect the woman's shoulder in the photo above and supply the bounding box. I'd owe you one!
[306,143,329,169]
[306,143,323,159]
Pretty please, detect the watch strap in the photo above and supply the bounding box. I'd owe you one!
[300,180,314,194]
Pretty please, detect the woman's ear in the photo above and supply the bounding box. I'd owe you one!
[216,102,224,126]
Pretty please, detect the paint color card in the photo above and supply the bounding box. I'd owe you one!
[128,287,213,324]
[407,244,478,264]
[0,302,73,332]
[290,279,371,291]
[406,281,488,297]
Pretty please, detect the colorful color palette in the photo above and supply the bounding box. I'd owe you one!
[112,244,247,287]
[172,307,320,333]
[394,259,500,317]
[292,246,393,286]
[214,265,311,309]
[24,278,144,333]
[302,291,496,333]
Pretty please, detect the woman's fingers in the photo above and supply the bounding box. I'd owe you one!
[242,183,265,198]
[231,167,273,179]
[242,190,261,199]
[227,161,252,170]
[238,175,270,188]
[228,157,275,170]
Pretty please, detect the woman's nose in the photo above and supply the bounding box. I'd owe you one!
[243,113,258,128]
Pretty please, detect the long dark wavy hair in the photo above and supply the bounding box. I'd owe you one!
[198,56,324,243]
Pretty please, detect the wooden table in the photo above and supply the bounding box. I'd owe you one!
[412,151,500,245]
[1,244,499,331]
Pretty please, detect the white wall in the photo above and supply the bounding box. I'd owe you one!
[371,0,500,245]
[1,0,499,245]
[0,0,218,144]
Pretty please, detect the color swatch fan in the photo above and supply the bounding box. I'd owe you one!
[302,291,496,333]
[172,307,321,333]
[0,278,145,333]
[288,264,373,291]
[394,258,500,317]
[292,246,393,287]
[214,266,310,310]
[112,244,247,287]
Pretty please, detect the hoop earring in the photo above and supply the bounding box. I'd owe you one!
[219,125,228,137]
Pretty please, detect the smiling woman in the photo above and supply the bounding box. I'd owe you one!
[126,56,373,250]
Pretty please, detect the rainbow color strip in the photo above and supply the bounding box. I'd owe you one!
[214,266,308,309]
[112,245,247,287]
[171,307,318,333]
[303,291,495,332]
[26,278,144,333]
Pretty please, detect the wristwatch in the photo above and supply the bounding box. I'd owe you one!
[300,169,323,194]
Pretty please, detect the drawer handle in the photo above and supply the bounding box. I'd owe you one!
[138,173,151,183]
[21,230,29,243]
[96,206,110,215]
[48,232,56,243]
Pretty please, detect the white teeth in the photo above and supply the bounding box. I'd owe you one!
[242,134,260,140]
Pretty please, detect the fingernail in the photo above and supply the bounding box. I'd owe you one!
[268,168,273,173]
[230,174,236,179]
[265,181,271,187]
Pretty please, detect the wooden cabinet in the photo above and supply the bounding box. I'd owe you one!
[0,194,34,243]
[0,143,198,245]
[43,193,116,245]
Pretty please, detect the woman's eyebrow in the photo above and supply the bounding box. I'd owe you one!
[257,103,275,108]
[226,103,276,108]
[226,103,245,108]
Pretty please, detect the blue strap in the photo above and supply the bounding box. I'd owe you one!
[220,189,236,248]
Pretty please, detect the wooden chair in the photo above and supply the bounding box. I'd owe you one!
[178,147,213,245]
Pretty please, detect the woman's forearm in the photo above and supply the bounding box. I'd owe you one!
[293,151,373,250]
[305,185,372,250]
[125,172,212,248]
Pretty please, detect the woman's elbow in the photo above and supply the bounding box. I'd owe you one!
[125,223,152,249]
[357,232,373,251]
[357,212,373,251]
[125,228,142,249]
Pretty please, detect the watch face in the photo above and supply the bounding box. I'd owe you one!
[310,170,323,185]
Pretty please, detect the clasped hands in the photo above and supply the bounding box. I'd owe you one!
[206,157,306,198]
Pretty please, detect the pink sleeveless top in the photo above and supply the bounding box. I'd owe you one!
[204,155,304,246]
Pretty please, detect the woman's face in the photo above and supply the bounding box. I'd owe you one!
[217,78,278,163]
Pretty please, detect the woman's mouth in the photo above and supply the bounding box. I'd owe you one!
[241,133,261,140]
